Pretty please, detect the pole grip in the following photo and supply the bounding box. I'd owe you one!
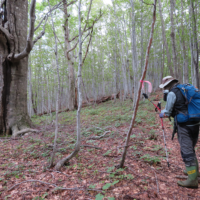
[142,93,148,99]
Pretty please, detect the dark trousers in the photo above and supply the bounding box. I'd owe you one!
[177,123,199,166]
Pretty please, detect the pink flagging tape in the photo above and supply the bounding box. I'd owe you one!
[140,80,152,93]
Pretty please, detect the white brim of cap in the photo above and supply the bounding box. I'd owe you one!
[159,79,178,89]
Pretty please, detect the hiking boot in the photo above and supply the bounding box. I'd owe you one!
[183,158,200,177]
[178,165,198,188]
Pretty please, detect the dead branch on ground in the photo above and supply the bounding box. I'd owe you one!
[89,131,111,140]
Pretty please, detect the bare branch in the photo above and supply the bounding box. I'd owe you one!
[55,34,65,52]
[81,32,90,44]
[69,35,79,42]
[82,28,93,64]
[67,40,79,53]
[34,1,62,32]
[82,0,93,32]
[34,0,77,32]
[69,25,93,43]
[69,9,103,43]
[67,0,78,7]
[82,11,103,64]
[89,131,111,140]
[140,0,154,6]
[33,16,48,44]
[8,0,36,61]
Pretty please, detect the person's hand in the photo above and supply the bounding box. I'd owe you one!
[159,113,165,118]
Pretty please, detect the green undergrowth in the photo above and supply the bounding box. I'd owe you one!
[32,97,165,128]
[9,95,167,198]
[29,97,166,162]
[30,97,167,141]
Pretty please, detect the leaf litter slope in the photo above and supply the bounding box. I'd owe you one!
[0,92,200,199]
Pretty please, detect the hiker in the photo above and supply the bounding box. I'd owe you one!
[159,76,199,188]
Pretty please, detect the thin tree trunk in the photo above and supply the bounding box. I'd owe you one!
[158,0,174,77]
[120,30,128,100]
[91,40,96,105]
[180,0,189,83]
[130,0,138,105]
[140,0,144,72]
[28,55,34,117]
[48,0,61,167]
[46,68,51,114]
[119,0,157,168]
[112,0,119,102]
[170,0,178,78]
[55,0,83,170]
[190,0,199,87]
[124,15,133,98]
[174,0,188,83]
[63,0,76,111]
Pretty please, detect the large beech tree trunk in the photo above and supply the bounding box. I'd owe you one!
[0,0,31,135]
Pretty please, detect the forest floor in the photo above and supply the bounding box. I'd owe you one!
[1,92,200,200]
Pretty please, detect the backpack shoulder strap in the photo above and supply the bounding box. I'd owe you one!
[171,84,188,105]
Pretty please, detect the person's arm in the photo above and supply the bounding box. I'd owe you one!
[160,92,176,117]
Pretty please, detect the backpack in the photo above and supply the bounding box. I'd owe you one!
[175,84,200,123]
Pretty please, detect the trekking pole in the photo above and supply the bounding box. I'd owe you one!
[142,93,170,167]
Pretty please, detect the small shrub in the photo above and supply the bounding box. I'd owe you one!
[140,154,161,165]
[89,109,99,115]
[115,121,121,127]
[103,150,112,156]
[148,129,158,140]
[135,117,142,124]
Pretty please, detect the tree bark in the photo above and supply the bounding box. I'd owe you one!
[190,0,199,88]
[63,0,76,111]
[112,0,119,102]
[158,0,174,77]
[119,0,157,168]
[130,0,139,105]
[28,55,34,117]
[169,0,178,78]
[55,0,82,170]
[174,0,188,83]
[140,0,144,72]
[0,0,32,136]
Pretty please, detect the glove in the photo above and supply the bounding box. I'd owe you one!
[159,113,165,118]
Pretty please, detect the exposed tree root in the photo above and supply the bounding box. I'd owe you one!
[12,128,39,138]
[55,148,79,171]
[89,131,111,140]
